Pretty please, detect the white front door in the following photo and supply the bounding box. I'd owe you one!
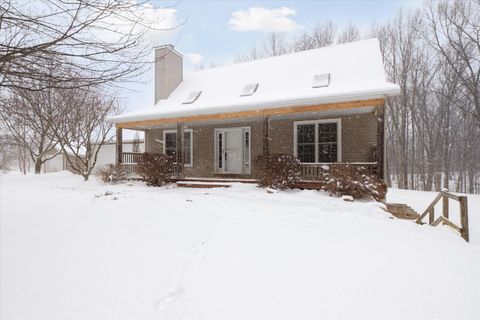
[215,127,250,174]
[224,128,243,173]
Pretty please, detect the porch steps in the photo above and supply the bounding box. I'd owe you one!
[385,203,420,220]
[176,181,232,188]
[175,177,258,188]
[177,177,258,183]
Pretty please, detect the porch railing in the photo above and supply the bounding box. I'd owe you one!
[120,153,378,181]
[300,162,378,181]
[120,153,182,177]
[122,152,144,164]
[121,152,143,176]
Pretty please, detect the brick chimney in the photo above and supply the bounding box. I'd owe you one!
[154,45,183,104]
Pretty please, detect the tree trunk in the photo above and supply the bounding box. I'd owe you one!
[34,158,42,174]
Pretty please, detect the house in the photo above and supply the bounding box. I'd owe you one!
[109,39,399,181]
[40,139,144,174]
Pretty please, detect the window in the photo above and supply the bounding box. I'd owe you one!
[318,122,337,162]
[312,73,331,88]
[218,133,223,169]
[297,124,316,163]
[243,130,250,169]
[182,91,202,104]
[163,130,193,166]
[239,83,259,96]
[294,119,340,163]
[165,132,177,158]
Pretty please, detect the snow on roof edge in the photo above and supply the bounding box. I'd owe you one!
[108,85,399,124]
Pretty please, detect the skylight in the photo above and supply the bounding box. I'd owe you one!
[240,83,259,96]
[312,73,331,88]
[182,91,202,104]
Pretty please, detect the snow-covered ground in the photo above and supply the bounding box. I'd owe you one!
[1,172,479,320]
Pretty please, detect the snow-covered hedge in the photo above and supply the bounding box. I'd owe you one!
[256,154,302,190]
[319,164,387,201]
[97,164,126,183]
[138,153,174,186]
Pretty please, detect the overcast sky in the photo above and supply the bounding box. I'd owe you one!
[120,0,421,115]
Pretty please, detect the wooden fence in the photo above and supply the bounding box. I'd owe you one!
[415,191,469,242]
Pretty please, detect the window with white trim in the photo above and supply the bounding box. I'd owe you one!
[163,130,193,166]
[295,120,340,163]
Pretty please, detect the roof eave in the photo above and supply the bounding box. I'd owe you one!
[108,85,399,124]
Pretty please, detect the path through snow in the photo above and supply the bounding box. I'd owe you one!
[1,172,479,320]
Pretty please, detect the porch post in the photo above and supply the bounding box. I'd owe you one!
[263,117,270,156]
[376,104,385,180]
[116,126,123,165]
[176,122,185,178]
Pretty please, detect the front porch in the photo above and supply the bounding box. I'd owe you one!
[115,98,385,183]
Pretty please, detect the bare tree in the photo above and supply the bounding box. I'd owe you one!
[262,32,291,57]
[0,88,61,173]
[52,86,120,181]
[293,21,337,51]
[425,0,480,123]
[372,9,425,189]
[337,22,361,44]
[235,46,265,63]
[237,21,339,62]
[0,134,16,170]
[0,0,180,92]
[235,32,291,62]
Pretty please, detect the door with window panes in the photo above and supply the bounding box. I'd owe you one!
[215,127,251,174]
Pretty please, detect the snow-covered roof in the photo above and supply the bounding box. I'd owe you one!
[110,38,399,124]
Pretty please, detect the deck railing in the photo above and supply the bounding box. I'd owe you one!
[300,162,378,181]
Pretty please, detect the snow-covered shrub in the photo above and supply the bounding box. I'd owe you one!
[319,164,387,201]
[97,164,126,183]
[138,153,174,186]
[256,154,302,190]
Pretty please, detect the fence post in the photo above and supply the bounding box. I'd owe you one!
[459,196,469,242]
[429,207,434,225]
[442,194,449,219]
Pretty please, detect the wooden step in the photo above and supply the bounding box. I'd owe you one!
[385,203,420,220]
[176,181,232,188]
[175,177,257,184]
